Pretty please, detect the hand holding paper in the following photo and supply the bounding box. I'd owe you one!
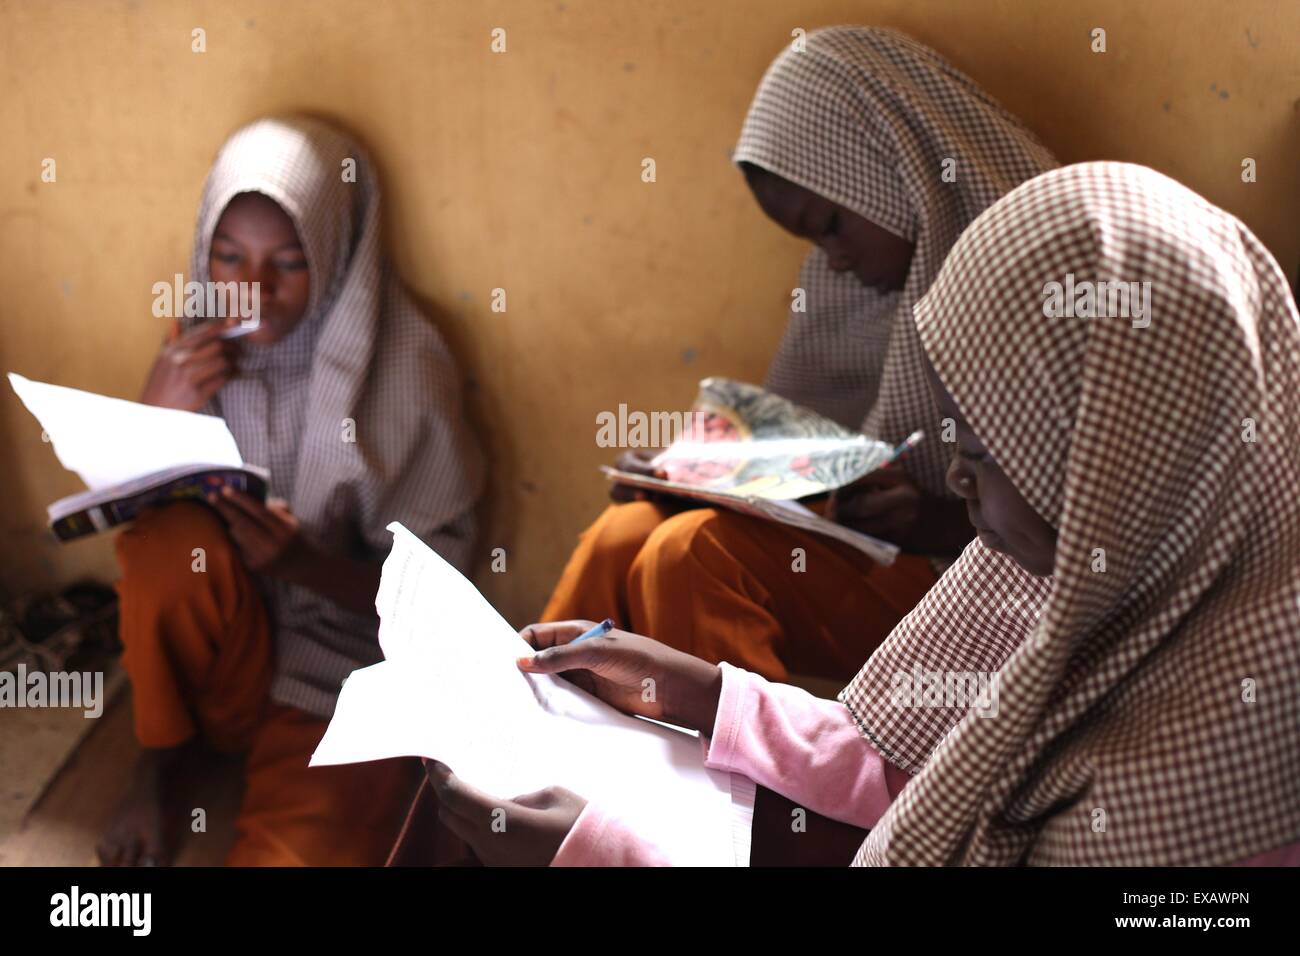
[517,620,725,735]
[423,760,588,867]
[7,373,266,540]
[311,523,752,866]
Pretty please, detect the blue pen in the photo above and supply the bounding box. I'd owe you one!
[571,618,614,644]
[882,429,925,468]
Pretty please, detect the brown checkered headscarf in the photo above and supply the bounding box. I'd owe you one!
[185,117,484,717]
[734,26,1057,497]
[843,162,1300,865]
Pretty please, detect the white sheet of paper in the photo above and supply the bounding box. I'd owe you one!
[8,373,243,491]
[311,522,752,866]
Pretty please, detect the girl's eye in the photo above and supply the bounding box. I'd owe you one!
[823,212,839,236]
[275,259,308,272]
[958,448,989,462]
[212,253,240,264]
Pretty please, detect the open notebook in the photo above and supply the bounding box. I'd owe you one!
[601,379,904,564]
[312,523,755,866]
[8,373,267,541]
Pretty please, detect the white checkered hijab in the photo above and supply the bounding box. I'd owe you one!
[734,26,1057,496]
[842,162,1300,865]
[184,116,484,717]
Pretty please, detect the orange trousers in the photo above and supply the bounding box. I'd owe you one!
[114,501,416,866]
[541,502,938,683]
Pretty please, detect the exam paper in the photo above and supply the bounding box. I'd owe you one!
[311,522,752,866]
[8,373,243,491]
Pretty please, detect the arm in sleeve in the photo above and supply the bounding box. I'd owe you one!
[702,662,909,829]
[553,663,915,864]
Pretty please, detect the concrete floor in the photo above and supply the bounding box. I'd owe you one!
[0,688,241,867]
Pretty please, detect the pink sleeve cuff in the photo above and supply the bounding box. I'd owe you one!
[701,662,898,829]
[701,660,750,771]
[551,802,672,867]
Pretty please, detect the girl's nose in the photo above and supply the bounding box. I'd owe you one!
[249,263,277,298]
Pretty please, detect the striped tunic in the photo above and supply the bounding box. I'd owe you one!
[184,117,484,719]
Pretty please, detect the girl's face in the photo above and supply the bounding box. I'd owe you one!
[741,163,915,293]
[208,191,311,346]
[926,360,1059,576]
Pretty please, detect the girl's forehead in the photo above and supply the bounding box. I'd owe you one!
[213,193,302,242]
[221,192,291,222]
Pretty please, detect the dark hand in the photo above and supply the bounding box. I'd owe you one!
[207,487,304,575]
[828,467,922,543]
[608,448,671,503]
[139,320,239,411]
[425,760,585,866]
[518,620,723,734]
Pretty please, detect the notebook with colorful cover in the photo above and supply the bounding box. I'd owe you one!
[8,373,267,542]
[601,378,916,564]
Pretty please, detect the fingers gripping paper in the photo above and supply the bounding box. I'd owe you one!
[311,523,753,866]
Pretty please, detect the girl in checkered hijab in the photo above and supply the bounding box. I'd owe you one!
[841,160,1300,865]
[104,117,483,867]
[445,162,1298,868]
[736,26,1057,500]
[543,27,1058,683]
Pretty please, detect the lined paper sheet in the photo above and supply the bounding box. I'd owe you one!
[8,373,243,490]
[311,522,751,866]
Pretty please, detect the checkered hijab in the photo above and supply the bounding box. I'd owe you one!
[734,26,1057,496]
[185,116,484,717]
[842,162,1300,865]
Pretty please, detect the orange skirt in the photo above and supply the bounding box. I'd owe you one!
[114,501,417,866]
[541,502,937,683]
